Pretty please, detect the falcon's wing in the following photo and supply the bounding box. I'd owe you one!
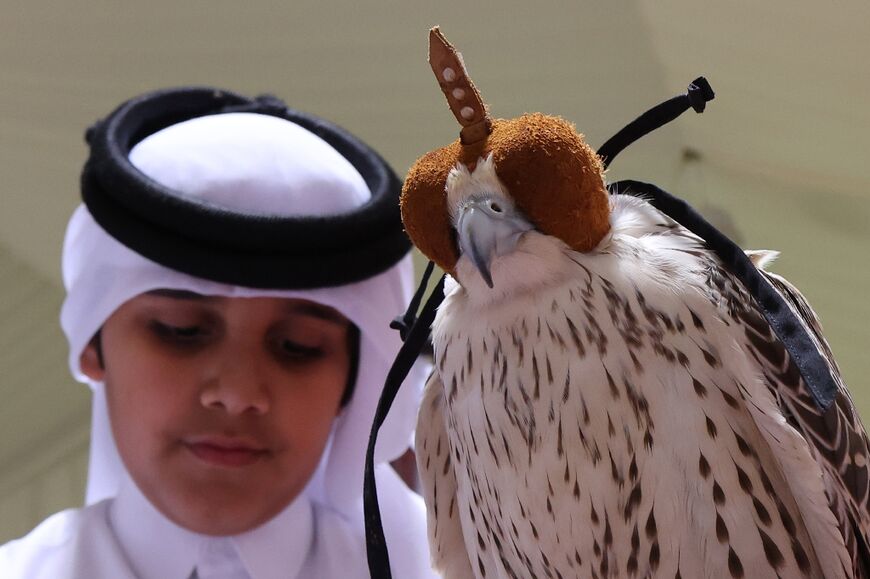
[724,256,870,576]
[416,371,475,579]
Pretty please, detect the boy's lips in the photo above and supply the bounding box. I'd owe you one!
[183,435,269,468]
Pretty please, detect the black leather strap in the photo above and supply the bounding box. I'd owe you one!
[364,274,446,578]
[610,180,837,411]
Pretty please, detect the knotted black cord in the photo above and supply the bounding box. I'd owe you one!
[365,274,446,578]
[597,77,714,169]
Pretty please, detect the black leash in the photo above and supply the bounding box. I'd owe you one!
[364,274,445,578]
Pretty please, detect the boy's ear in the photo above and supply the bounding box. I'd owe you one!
[80,336,105,381]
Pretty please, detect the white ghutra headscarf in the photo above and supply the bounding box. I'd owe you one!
[60,111,430,574]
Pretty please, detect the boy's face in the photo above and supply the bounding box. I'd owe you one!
[80,290,352,536]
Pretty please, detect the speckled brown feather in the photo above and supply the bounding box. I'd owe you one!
[754,270,870,575]
[419,195,864,578]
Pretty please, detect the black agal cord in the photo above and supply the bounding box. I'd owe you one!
[82,87,410,289]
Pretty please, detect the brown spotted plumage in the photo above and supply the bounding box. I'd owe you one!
[416,192,870,578]
[409,27,869,579]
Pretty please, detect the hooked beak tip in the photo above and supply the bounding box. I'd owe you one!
[468,241,495,287]
[480,268,494,289]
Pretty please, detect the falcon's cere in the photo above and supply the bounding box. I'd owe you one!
[405,28,870,579]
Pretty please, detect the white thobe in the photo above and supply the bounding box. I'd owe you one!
[0,472,435,578]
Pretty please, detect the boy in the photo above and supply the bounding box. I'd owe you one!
[0,87,436,578]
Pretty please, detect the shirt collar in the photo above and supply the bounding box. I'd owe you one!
[110,475,313,579]
[233,493,312,579]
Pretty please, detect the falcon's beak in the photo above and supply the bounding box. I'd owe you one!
[457,195,533,288]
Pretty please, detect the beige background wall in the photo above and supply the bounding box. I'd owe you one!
[1,1,868,543]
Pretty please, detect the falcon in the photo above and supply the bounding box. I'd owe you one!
[403,28,870,579]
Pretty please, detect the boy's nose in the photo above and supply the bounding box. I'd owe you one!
[200,355,270,415]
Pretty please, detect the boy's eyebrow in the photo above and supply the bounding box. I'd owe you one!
[286,302,350,326]
[144,290,348,325]
[146,289,217,301]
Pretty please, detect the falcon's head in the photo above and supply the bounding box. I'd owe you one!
[401,29,610,297]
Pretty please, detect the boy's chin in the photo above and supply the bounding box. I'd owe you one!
[143,477,303,536]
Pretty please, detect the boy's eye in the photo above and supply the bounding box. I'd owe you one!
[279,339,323,360]
[150,321,210,342]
